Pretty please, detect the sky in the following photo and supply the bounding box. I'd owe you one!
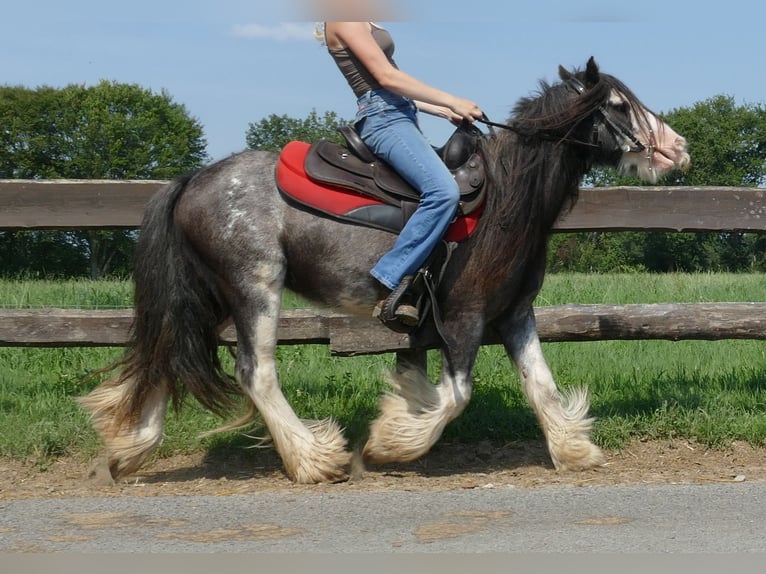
[2,1,764,162]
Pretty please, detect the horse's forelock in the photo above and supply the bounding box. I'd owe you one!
[598,73,662,133]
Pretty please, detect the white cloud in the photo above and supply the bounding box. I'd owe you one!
[230,22,315,42]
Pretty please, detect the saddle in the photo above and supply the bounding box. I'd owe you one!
[303,121,487,228]
[275,122,488,335]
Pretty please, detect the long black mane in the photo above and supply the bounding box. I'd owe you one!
[467,65,651,291]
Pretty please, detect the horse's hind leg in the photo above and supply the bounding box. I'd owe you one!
[79,376,170,481]
[232,283,351,483]
[499,306,605,471]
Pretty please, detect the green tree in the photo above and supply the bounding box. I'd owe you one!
[550,96,766,272]
[245,109,350,152]
[665,95,766,187]
[643,96,766,271]
[0,81,208,278]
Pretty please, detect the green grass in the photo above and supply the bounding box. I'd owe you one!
[0,273,764,467]
[0,278,134,309]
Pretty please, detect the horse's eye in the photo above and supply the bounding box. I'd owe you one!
[610,100,630,115]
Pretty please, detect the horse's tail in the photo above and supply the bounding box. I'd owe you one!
[80,174,242,474]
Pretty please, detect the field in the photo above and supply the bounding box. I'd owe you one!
[0,273,764,475]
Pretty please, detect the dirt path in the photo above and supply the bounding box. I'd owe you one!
[2,439,765,500]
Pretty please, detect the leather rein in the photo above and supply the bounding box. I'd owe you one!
[475,77,655,161]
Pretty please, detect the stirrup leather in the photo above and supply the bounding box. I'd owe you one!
[372,241,457,336]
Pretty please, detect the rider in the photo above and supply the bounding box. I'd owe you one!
[321,21,484,327]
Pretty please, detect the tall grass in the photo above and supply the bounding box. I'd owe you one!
[0,273,763,466]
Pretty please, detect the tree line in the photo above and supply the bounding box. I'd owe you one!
[0,82,207,278]
[1,82,764,278]
[554,96,766,273]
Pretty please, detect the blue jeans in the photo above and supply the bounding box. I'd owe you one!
[355,89,460,291]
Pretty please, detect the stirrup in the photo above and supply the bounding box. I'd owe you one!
[373,276,419,332]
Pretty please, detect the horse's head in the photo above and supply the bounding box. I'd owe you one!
[559,57,690,183]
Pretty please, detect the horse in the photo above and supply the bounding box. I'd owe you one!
[80,57,690,484]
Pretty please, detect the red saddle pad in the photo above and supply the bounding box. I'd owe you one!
[276,141,481,242]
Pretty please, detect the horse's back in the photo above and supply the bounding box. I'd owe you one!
[171,150,287,272]
[169,148,390,311]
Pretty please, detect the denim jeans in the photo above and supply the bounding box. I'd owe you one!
[355,89,460,291]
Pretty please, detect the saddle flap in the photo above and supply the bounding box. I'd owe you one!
[305,139,420,205]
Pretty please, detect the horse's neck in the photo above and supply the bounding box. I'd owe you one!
[455,143,584,302]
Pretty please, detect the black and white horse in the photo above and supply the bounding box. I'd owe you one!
[81,58,690,483]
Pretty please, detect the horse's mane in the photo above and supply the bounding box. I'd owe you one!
[467,69,652,292]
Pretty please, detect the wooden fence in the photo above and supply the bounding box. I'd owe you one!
[0,180,764,355]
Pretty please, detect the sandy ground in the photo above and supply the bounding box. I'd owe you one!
[2,439,765,500]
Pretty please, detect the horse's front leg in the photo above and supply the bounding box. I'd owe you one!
[496,305,605,471]
[363,317,483,465]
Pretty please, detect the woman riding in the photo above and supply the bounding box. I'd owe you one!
[321,21,484,327]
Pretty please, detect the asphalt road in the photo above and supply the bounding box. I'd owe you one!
[1,482,764,553]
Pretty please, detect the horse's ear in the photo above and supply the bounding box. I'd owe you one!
[585,56,600,87]
[558,65,572,81]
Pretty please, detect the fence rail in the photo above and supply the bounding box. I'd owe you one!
[1,180,765,232]
[0,180,764,351]
[0,303,763,355]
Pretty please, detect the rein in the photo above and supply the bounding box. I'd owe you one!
[476,113,600,149]
[476,78,653,160]
[476,115,517,131]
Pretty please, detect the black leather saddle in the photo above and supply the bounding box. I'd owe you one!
[303,121,487,219]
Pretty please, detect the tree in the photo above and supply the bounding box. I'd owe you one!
[549,96,766,272]
[665,95,766,187]
[245,109,350,152]
[0,81,208,278]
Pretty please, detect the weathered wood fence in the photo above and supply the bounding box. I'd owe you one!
[1,180,764,355]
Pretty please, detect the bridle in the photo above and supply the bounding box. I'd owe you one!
[476,76,656,168]
[563,76,649,154]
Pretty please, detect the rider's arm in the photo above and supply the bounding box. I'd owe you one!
[414,100,462,124]
[326,22,482,122]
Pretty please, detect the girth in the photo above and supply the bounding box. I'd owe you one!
[303,122,487,218]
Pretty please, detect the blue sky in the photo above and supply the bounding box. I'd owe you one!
[2,1,763,161]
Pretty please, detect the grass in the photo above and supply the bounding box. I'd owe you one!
[0,273,764,467]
